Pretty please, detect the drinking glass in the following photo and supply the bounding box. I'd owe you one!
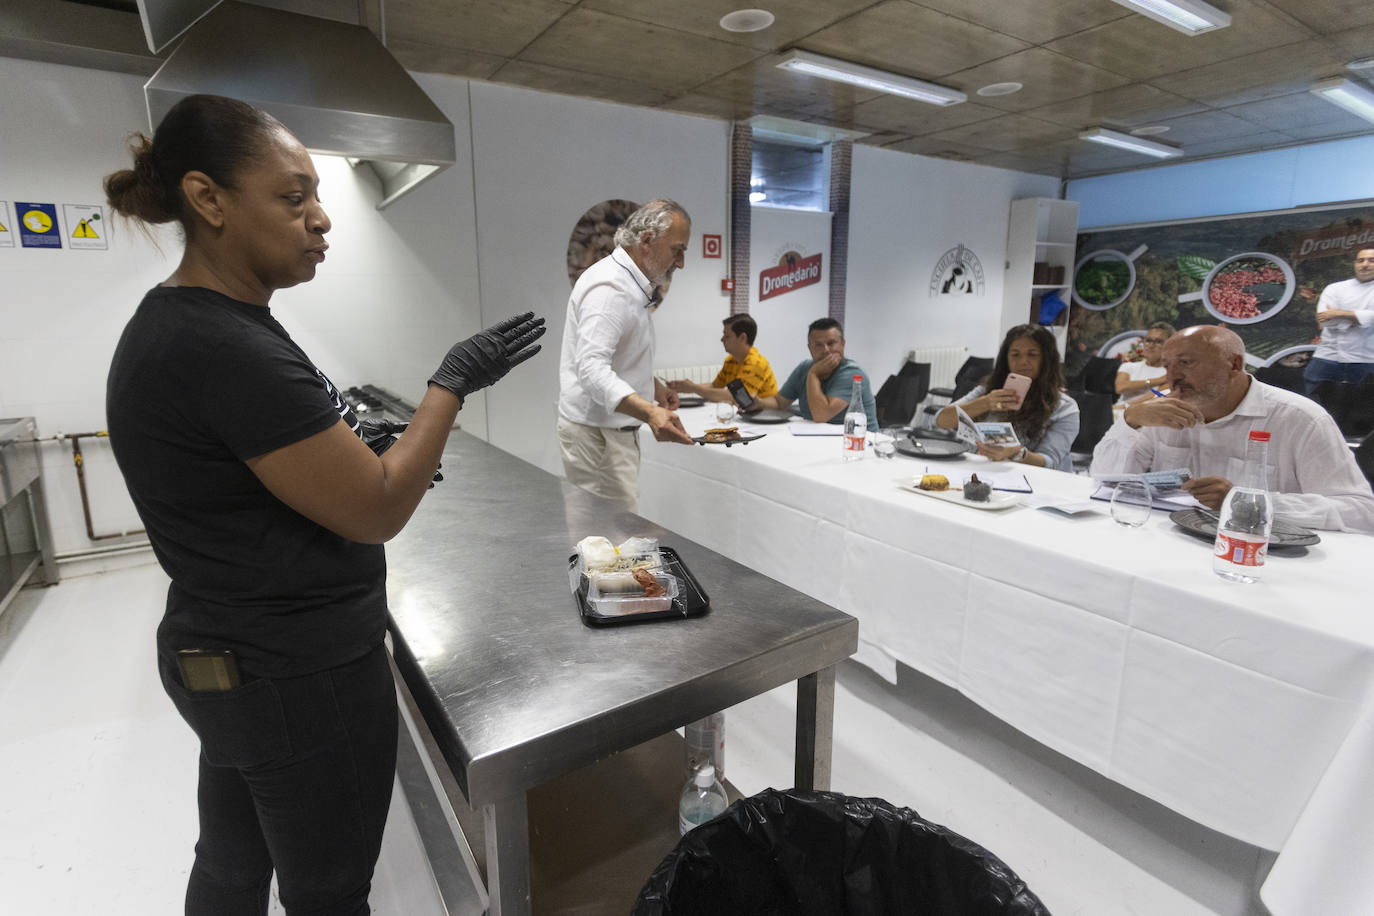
[873,428,901,459]
[714,401,736,424]
[1110,481,1153,528]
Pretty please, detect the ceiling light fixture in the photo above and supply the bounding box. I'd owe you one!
[1130,125,1171,136]
[720,9,775,33]
[976,82,1023,97]
[1348,58,1374,72]
[775,50,966,106]
[1080,127,1183,158]
[1310,77,1374,124]
[1107,0,1230,35]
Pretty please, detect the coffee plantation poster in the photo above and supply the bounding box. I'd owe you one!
[1067,201,1374,375]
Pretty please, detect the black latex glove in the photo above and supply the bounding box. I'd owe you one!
[356,418,443,487]
[358,417,408,457]
[429,312,546,400]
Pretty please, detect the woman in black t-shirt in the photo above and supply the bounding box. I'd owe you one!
[104,94,543,915]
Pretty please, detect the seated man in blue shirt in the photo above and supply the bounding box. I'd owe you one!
[750,317,878,427]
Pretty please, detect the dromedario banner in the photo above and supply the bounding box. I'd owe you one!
[1067,202,1374,376]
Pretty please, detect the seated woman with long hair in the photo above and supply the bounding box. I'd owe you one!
[936,324,1080,472]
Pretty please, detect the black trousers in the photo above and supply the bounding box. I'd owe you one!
[160,644,398,916]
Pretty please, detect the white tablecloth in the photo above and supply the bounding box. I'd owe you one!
[639,407,1374,915]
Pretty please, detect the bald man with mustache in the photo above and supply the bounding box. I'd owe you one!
[1091,325,1374,533]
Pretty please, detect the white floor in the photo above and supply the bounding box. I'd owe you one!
[1,559,1270,914]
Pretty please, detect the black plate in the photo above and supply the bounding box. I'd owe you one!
[675,395,705,408]
[739,409,794,424]
[1169,508,1321,548]
[894,434,971,460]
[571,546,710,627]
[693,433,766,446]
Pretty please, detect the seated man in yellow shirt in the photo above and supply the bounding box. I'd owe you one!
[669,314,779,403]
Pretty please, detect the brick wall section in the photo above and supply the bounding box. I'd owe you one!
[730,123,753,315]
[828,140,852,324]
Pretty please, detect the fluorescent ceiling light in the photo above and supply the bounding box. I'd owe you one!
[1107,0,1230,35]
[747,114,868,148]
[775,50,966,106]
[1080,127,1183,158]
[1310,77,1374,124]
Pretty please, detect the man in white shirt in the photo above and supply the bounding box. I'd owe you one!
[557,199,694,510]
[1092,325,1374,533]
[1303,247,1374,394]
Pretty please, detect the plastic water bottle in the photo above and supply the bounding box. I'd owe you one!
[678,764,729,835]
[684,712,724,782]
[1213,430,1273,584]
[842,375,867,461]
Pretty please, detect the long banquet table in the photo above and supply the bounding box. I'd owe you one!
[384,432,858,915]
[640,406,1373,916]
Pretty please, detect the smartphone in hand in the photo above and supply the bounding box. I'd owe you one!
[1004,373,1032,409]
[726,379,758,412]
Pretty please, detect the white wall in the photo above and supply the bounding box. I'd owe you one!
[1068,135,1374,229]
[467,81,731,475]
[843,145,1059,380]
[0,56,482,555]
[746,205,832,374]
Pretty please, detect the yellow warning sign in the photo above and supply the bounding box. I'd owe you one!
[23,209,52,233]
[63,204,107,250]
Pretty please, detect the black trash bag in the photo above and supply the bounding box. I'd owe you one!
[634,788,1050,916]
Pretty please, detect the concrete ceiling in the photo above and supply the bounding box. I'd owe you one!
[7,0,1374,179]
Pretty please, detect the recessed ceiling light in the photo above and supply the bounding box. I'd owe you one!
[1347,58,1374,71]
[720,9,775,33]
[775,50,966,106]
[976,82,1023,97]
[1080,127,1183,158]
[1130,125,1171,136]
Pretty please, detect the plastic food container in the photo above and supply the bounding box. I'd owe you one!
[568,546,710,627]
[585,569,679,616]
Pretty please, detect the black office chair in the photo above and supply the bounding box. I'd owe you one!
[1312,377,1374,440]
[1081,356,1121,397]
[1356,434,1374,488]
[1254,362,1309,395]
[921,356,994,427]
[875,361,930,428]
[1068,390,1114,471]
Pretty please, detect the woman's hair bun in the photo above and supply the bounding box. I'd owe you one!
[104,133,177,224]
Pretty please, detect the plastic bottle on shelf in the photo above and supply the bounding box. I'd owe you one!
[684,712,724,782]
[1213,430,1273,584]
[678,763,729,836]
[842,375,866,461]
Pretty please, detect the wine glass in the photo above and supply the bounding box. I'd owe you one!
[714,400,736,424]
[1110,480,1153,528]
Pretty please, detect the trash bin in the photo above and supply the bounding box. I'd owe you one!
[634,788,1050,915]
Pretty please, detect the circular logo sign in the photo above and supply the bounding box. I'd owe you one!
[929,245,985,296]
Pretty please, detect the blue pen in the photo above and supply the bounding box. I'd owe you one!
[1150,387,1166,397]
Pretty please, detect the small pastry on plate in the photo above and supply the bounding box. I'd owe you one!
[917,474,950,491]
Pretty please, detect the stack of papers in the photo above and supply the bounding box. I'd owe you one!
[1089,469,1203,511]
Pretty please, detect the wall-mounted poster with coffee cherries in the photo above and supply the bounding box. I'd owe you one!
[567,199,639,287]
[1067,202,1374,379]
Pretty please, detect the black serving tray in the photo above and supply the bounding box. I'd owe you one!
[570,546,711,627]
[693,433,766,446]
[1169,508,1320,553]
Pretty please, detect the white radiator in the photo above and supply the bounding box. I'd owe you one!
[907,346,968,390]
[655,364,719,384]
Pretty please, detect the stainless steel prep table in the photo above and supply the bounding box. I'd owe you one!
[385,432,858,915]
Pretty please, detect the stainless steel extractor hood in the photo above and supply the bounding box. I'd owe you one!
[141,1,455,209]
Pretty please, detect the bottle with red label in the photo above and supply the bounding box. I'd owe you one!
[842,375,867,461]
[1212,430,1273,583]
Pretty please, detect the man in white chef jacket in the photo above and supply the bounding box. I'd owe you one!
[1091,325,1374,533]
[1303,247,1374,394]
[557,199,694,510]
